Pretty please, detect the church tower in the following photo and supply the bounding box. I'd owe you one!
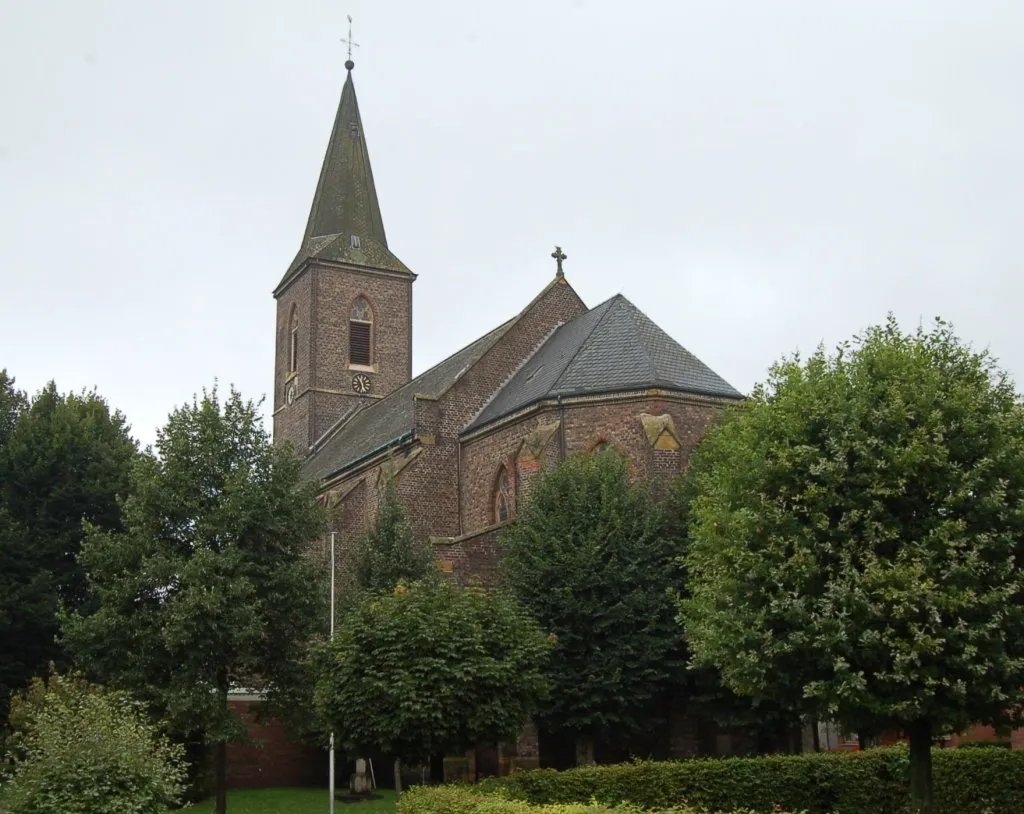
[273,57,415,456]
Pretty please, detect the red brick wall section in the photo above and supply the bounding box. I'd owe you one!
[311,265,413,442]
[273,262,413,454]
[437,280,587,444]
[433,525,505,587]
[459,395,731,536]
[226,700,325,789]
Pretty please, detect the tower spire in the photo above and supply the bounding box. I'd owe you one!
[275,28,410,293]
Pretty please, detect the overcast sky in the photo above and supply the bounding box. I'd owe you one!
[2,0,1022,446]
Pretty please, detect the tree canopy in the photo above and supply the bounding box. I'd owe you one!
[61,386,326,814]
[680,317,1024,811]
[314,578,551,767]
[354,478,433,595]
[501,449,686,764]
[0,375,136,726]
[1,671,187,814]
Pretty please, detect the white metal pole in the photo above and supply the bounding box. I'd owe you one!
[329,532,336,814]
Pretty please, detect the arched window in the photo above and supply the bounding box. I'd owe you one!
[494,467,511,524]
[349,296,373,366]
[288,306,299,373]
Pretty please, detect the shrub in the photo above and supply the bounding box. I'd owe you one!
[395,784,797,814]
[0,672,187,814]
[481,747,1024,814]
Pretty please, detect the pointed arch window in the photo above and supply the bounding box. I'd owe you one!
[494,467,512,524]
[349,296,373,366]
[289,306,299,373]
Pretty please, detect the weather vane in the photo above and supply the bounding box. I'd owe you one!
[342,14,360,67]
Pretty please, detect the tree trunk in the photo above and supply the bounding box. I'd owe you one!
[214,740,227,814]
[215,670,229,814]
[575,735,595,766]
[393,758,402,797]
[908,720,934,813]
[811,718,821,752]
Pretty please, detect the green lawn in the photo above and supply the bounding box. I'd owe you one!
[192,787,397,813]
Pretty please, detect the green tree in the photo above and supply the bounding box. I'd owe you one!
[663,473,804,754]
[354,478,433,595]
[61,386,327,814]
[501,449,685,765]
[681,317,1024,812]
[0,377,136,726]
[1,671,187,814]
[313,579,551,790]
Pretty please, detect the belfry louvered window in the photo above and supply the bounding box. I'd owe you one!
[349,296,373,366]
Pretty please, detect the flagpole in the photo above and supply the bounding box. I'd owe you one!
[329,532,336,814]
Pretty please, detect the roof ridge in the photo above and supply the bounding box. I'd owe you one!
[548,295,625,392]
[617,296,658,382]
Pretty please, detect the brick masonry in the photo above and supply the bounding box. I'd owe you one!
[225,699,325,789]
[273,261,414,456]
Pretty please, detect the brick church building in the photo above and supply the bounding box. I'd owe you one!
[271,58,741,583]
[236,58,746,786]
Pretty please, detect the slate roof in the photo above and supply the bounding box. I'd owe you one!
[302,320,511,482]
[276,65,411,294]
[465,295,743,432]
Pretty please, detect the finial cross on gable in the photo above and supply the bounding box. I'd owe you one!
[551,246,567,278]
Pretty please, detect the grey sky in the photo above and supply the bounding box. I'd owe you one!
[2,0,1022,447]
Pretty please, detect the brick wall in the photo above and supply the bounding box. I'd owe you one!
[273,269,314,454]
[225,699,325,789]
[458,393,733,536]
[273,261,413,455]
[311,265,413,442]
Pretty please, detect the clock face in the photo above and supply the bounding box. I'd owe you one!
[286,383,296,405]
[352,373,371,394]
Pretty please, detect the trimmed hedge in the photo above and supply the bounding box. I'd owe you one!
[394,785,796,814]
[479,746,1024,814]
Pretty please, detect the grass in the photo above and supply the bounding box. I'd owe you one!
[192,787,397,813]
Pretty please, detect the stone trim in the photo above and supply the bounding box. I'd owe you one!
[639,413,681,450]
[431,520,510,548]
[460,389,738,442]
[517,420,561,462]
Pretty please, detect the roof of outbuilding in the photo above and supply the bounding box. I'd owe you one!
[465,294,743,431]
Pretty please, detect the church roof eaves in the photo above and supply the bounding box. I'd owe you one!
[464,294,744,432]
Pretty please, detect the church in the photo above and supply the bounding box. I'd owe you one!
[241,57,745,785]
[272,57,741,584]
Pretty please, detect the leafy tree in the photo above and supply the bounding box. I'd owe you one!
[313,579,551,791]
[0,378,135,726]
[0,370,25,448]
[1,671,187,814]
[680,317,1024,812]
[61,386,327,814]
[354,478,433,595]
[501,449,685,765]
[663,474,804,754]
